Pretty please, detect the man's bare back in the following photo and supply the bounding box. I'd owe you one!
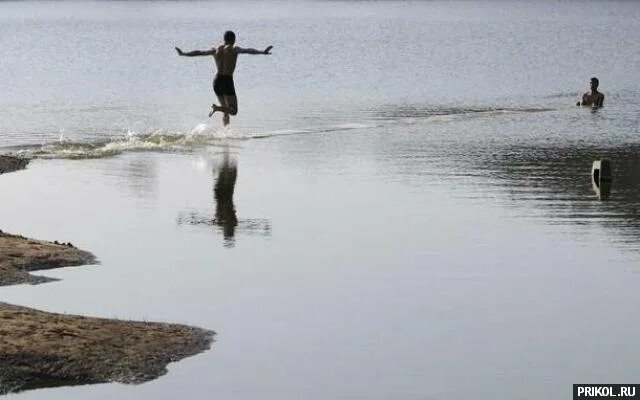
[175,30,273,126]
[213,44,239,76]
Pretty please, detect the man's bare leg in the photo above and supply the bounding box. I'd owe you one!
[223,95,237,126]
[209,106,231,126]
[210,95,232,126]
[209,96,226,117]
[219,96,231,126]
[209,95,238,127]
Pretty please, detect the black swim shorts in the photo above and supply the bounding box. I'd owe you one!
[213,74,236,96]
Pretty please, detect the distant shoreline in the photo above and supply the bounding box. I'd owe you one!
[0,158,214,395]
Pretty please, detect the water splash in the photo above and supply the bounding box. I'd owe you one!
[14,128,224,160]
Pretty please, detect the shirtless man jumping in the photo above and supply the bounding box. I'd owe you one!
[176,31,273,126]
[577,77,605,108]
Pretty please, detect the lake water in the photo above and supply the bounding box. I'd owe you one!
[1,1,640,399]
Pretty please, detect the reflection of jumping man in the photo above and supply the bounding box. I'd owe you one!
[214,152,238,246]
[175,30,273,126]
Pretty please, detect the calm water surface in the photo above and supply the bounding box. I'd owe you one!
[1,1,640,399]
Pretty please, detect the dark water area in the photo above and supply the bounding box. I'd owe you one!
[486,143,640,245]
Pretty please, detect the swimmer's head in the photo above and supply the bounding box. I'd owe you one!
[590,77,599,89]
[224,30,236,45]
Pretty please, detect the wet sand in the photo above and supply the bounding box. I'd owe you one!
[0,231,95,286]
[0,302,213,395]
[0,159,214,395]
[0,155,29,175]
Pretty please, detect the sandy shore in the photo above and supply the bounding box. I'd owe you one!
[0,302,213,395]
[0,232,214,395]
[0,159,214,395]
[0,231,96,286]
[0,231,214,395]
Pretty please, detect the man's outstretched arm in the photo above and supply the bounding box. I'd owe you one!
[236,45,273,55]
[175,47,215,57]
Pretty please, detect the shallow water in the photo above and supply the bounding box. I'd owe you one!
[1,1,640,399]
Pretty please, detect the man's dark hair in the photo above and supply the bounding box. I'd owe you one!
[224,31,236,44]
[590,77,599,87]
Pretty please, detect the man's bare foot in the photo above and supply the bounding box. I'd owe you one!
[209,104,218,118]
[223,114,230,126]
